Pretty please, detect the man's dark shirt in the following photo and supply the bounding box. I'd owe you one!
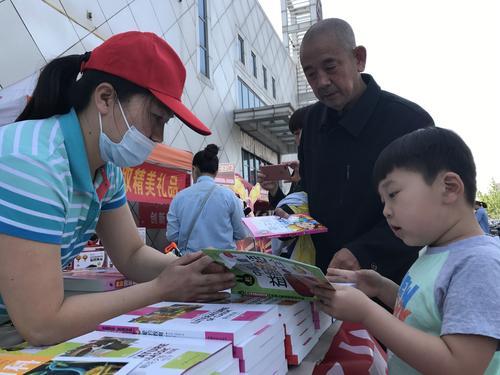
[298,74,434,283]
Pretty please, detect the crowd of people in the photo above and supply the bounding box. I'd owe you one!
[0,18,498,374]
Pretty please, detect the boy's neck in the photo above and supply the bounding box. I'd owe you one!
[430,206,485,247]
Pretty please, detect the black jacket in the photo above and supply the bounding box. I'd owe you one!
[298,74,434,283]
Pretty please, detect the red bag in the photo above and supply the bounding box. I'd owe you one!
[313,322,388,375]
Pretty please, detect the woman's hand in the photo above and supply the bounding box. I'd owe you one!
[327,267,384,299]
[155,252,235,302]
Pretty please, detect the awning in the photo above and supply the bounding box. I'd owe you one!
[234,103,296,154]
[123,145,192,204]
[147,143,193,172]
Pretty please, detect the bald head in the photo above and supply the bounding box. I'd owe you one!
[299,18,367,111]
[301,18,356,55]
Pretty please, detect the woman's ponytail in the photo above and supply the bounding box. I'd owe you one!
[16,53,89,121]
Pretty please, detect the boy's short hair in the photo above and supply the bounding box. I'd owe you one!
[373,127,476,205]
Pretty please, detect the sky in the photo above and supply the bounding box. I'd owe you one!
[258,0,500,193]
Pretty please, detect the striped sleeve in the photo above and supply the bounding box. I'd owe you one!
[101,165,127,211]
[0,154,68,244]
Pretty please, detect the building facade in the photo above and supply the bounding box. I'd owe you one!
[0,0,300,183]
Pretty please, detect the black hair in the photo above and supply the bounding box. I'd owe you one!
[373,127,477,205]
[193,144,219,174]
[17,53,151,121]
[289,106,309,133]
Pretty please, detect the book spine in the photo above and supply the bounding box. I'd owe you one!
[98,325,140,334]
[237,290,308,301]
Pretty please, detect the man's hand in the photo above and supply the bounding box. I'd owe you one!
[257,170,278,196]
[329,248,360,270]
[274,207,290,219]
[284,160,300,183]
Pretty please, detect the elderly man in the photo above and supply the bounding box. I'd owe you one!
[299,18,434,283]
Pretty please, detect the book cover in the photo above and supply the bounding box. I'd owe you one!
[98,302,278,345]
[0,353,138,375]
[241,214,327,239]
[202,249,334,300]
[63,269,135,292]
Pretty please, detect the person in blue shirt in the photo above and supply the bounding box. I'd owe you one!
[167,144,248,253]
[0,31,235,347]
[475,201,490,234]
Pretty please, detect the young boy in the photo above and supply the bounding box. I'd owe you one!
[313,127,500,374]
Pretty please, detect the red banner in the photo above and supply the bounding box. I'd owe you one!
[138,203,169,228]
[123,163,189,204]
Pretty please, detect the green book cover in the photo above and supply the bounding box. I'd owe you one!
[202,249,334,300]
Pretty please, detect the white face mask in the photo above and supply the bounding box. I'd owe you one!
[98,99,156,167]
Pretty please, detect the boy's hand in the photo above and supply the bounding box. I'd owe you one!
[313,284,374,324]
[327,268,384,299]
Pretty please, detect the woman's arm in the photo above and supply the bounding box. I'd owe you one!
[0,234,234,346]
[96,204,174,282]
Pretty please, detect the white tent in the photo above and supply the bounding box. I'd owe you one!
[0,72,38,126]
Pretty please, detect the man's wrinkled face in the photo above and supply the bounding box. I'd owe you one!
[300,33,365,111]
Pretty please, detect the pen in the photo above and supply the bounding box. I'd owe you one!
[164,242,181,257]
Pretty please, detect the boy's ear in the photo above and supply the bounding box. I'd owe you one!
[441,172,464,204]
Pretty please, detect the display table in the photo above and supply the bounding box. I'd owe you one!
[288,320,341,374]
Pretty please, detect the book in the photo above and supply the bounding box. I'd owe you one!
[63,269,135,292]
[98,302,278,345]
[0,353,139,375]
[202,249,334,300]
[241,214,327,239]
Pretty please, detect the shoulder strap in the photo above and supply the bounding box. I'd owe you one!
[180,184,218,254]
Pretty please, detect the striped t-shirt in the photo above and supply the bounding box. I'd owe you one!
[0,109,127,315]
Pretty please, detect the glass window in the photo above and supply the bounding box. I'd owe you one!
[263,66,267,89]
[198,0,209,78]
[241,149,269,186]
[251,51,257,78]
[272,77,276,99]
[237,78,266,109]
[238,35,245,64]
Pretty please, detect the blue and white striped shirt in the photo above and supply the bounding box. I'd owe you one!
[0,109,127,315]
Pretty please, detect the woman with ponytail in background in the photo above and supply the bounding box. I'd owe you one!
[0,32,235,347]
[167,144,248,254]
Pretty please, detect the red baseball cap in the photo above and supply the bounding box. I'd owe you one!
[81,31,211,135]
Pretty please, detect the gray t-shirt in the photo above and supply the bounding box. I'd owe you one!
[388,235,500,374]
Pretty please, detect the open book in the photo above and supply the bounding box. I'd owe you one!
[241,214,327,239]
[202,249,334,300]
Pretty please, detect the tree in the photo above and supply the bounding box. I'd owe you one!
[477,179,500,219]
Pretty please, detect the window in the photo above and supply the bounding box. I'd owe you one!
[198,0,209,77]
[242,149,268,185]
[237,78,266,109]
[262,66,267,89]
[238,35,245,64]
[251,52,257,78]
[272,77,276,99]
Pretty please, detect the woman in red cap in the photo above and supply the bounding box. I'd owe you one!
[0,31,234,346]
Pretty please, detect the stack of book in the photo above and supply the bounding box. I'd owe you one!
[98,301,285,374]
[63,269,135,293]
[0,330,236,374]
[230,294,332,366]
